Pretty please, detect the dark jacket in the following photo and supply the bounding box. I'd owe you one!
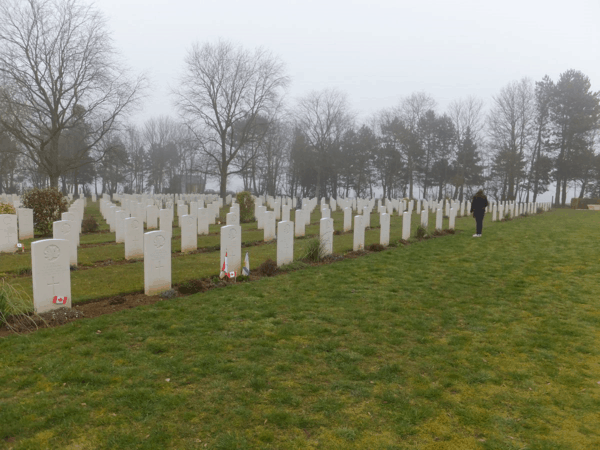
[470,194,489,216]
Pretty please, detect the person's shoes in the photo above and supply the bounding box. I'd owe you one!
[473,234,478,237]
[477,234,482,237]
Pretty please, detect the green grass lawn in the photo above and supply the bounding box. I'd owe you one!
[2,208,600,449]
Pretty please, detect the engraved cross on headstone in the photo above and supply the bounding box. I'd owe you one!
[47,276,60,296]
[155,260,164,274]
[5,226,16,241]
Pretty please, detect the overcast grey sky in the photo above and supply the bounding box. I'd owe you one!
[97,0,600,124]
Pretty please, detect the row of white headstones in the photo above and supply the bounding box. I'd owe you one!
[1,195,550,315]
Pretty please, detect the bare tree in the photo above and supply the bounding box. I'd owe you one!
[174,40,289,198]
[0,0,146,189]
[448,96,485,146]
[487,78,536,200]
[294,88,354,200]
[397,91,437,131]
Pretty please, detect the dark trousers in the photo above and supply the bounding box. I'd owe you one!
[474,214,484,234]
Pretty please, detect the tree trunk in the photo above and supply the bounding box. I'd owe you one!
[561,178,568,206]
[578,181,586,198]
[315,166,321,201]
[554,176,561,206]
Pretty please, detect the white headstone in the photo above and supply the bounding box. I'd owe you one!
[144,230,171,295]
[273,201,281,220]
[380,213,390,246]
[159,209,172,236]
[257,206,267,230]
[320,218,333,256]
[146,205,159,230]
[220,225,242,275]
[362,206,371,227]
[353,215,364,251]
[294,210,305,237]
[189,202,199,219]
[282,205,290,222]
[449,208,455,230]
[62,211,81,246]
[277,221,294,267]
[53,220,77,266]
[226,211,239,226]
[321,208,330,219]
[402,212,411,240]
[198,208,210,235]
[17,208,34,240]
[343,207,352,232]
[108,206,117,232]
[115,210,126,243]
[180,215,197,253]
[436,208,443,230]
[0,214,18,253]
[124,217,144,260]
[264,211,276,242]
[31,239,72,313]
[420,209,428,228]
[177,204,188,225]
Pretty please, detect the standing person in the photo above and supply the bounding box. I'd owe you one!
[470,189,489,237]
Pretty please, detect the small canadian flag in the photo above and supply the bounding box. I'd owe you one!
[53,296,68,305]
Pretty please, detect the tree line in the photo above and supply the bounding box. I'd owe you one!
[0,0,599,206]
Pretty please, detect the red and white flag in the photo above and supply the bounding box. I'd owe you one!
[52,296,68,305]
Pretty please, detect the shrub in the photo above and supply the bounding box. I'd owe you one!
[235,191,255,223]
[81,215,98,233]
[415,225,427,239]
[503,212,512,221]
[367,243,385,252]
[22,188,68,236]
[0,202,16,215]
[257,258,278,276]
[0,279,39,333]
[302,238,325,263]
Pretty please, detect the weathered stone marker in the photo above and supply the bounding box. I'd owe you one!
[32,239,71,313]
[53,220,77,266]
[220,225,242,275]
[343,207,352,232]
[0,214,18,253]
[144,230,171,295]
[353,215,364,251]
[402,211,411,240]
[125,217,144,260]
[264,211,276,242]
[294,210,305,237]
[17,208,34,240]
[380,212,390,246]
[277,221,294,267]
[159,209,172,236]
[320,218,333,256]
[180,215,197,253]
